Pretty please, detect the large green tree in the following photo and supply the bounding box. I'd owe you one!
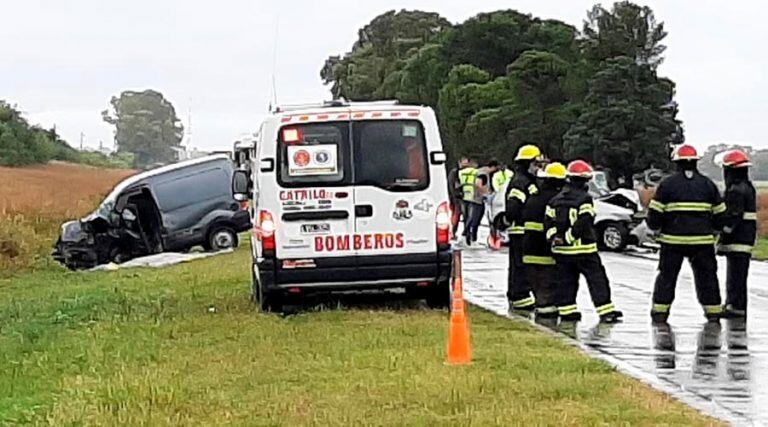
[321,2,683,176]
[563,57,680,181]
[102,90,184,169]
[320,10,451,101]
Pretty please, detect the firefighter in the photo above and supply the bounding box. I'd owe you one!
[647,144,726,323]
[504,145,543,311]
[457,160,479,246]
[717,149,757,319]
[522,162,567,318]
[545,160,623,323]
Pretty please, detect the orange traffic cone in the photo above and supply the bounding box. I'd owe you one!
[446,251,471,365]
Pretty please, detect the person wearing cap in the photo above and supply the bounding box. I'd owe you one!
[521,162,566,319]
[544,160,623,323]
[647,144,726,323]
[502,145,543,312]
[717,149,757,319]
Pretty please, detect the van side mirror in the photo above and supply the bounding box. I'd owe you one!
[232,170,251,199]
[430,151,447,165]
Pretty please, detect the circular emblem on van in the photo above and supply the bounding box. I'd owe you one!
[315,150,330,165]
[293,150,311,167]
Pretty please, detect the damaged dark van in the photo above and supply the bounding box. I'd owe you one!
[53,155,251,270]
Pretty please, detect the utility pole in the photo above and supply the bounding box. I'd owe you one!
[80,132,85,151]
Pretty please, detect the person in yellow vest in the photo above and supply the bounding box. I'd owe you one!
[491,165,514,194]
[458,159,479,246]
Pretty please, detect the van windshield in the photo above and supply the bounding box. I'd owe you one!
[277,120,429,191]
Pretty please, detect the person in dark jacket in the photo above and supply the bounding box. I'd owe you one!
[448,157,470,236]
[545,160,623,323]
[522,162,566,318]
[647,144,726,323]
[717,149,757,319]
[503,145,543,312]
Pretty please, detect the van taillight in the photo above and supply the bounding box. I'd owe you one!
[436,202,451,247]
[256,210,276,251]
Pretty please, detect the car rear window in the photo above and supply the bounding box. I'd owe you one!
[353,120,429,191]
[276,119,429,191]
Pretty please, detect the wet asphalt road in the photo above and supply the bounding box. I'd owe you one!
[460,244,768,426]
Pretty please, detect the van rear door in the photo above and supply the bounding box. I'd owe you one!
[351,119,435,257]
[274,121,356,261]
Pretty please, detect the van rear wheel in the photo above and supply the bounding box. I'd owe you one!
[426,279,450,309]
[253,271,283,313]
[206,226,239,251]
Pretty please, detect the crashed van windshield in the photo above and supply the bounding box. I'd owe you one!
[53,155,251,270]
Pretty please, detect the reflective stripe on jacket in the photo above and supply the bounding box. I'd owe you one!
[647,170,725,246]
[718,179,757,255]
[545,184,599,256]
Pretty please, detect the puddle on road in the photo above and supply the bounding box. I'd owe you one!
[460,247,767,425]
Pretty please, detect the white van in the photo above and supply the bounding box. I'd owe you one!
[232,101,453,312]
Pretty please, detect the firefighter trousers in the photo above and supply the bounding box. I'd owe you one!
[507,235,533,307]
[725,253,751,312]
[652,244,722,313]
[555,254,614,314]
[525,264,557,312]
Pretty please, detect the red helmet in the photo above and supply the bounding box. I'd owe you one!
[566,160,594,179]
[671,144,700,161]
[722,149,752,168]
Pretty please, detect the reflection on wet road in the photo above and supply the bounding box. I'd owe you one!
[462,246,768,425]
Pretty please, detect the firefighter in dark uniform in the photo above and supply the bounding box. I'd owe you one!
[545,160,623,323]
[503,144,542,311]
[717,149,757,319]
[647,144,726,323]
[522,162,567,318]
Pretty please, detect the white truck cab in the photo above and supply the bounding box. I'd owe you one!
[232,101,453,312]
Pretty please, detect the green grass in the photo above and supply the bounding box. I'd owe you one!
[754,238,768,260]
[0,246,718,425]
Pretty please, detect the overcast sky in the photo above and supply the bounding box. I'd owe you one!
[1,0,766,152]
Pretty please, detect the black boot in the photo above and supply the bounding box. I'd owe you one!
[600,310,624,324]
[560,311,582,322]
[722,305,747,319]
[651,311,669,324]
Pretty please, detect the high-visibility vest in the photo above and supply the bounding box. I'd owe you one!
[458,167,478,202]
[492,169,513,193]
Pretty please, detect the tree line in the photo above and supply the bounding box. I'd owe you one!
[0,101,130,168]
[1,88,184,170]
[321,2,684,182]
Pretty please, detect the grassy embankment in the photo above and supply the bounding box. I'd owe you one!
[756,193,768,260]
[0,163,134,274]
[0,244,720,425]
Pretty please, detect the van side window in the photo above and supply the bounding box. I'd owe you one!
[353,120,429,191]
[277,122,351,187]
[154,168,229,212]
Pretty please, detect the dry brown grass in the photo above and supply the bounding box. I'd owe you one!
[0,163,134,274]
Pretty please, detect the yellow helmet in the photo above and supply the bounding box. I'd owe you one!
[515,144,542,161]
[541,162,567,179]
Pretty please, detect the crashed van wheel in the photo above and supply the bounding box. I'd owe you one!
[426,280,450,309]
[207,226,238,251]
[599,221,629,252]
